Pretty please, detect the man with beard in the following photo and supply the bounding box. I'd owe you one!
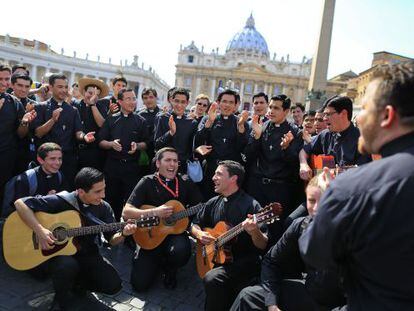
[300,61,414,310]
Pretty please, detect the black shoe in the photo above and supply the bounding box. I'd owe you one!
[162,269,177,290]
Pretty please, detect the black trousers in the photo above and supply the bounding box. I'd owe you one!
[61,151,78,190]
[78,146,105,171]
[246,175,298,246]
[104,159,141,221]
[30,253,121,310]
[0,149,17,214]
[130,233,191,292]
[203,257,261,311]
[230,280,323,311]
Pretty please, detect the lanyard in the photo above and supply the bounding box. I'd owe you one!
[156,174,179,198]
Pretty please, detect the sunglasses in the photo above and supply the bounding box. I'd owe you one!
[197,102,208,107]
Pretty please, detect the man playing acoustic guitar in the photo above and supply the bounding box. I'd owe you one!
[191,160,268,311]
[122,147,203,291]
[14,167,137,310]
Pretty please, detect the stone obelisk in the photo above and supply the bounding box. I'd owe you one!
[306,0,336,111]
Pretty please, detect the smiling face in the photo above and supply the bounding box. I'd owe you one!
[156,151,179,179]
[314,112,327,134]
[38,150,63,174]
[292,107,304,125]
[195,98,209,116]
[79,180,106,205]
[303,115,316,134]
[171,94,189,116]
[0,70,11,93]
[51,78,69,102]
[119,91,137,114]
[219,94,237,116]
[212,165,237,195]
[142,91,157,109]
[12,78,31,99]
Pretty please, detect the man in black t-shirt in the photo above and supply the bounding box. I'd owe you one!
[14,167,137,310]
[123,147,202,291]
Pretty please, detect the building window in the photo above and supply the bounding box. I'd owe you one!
[245,83,252,94]
[184,77,192,88]
[188,55,194,63]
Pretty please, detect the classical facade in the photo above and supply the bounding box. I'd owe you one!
[0,34,170,107]
[175,14,313,110]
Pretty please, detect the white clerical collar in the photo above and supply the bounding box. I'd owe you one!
[223,116,229,120]
[176,115,182,119]
[57,101,63,106]
[149,109,154,113]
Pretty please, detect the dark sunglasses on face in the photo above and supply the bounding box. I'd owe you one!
[197,102,208,107]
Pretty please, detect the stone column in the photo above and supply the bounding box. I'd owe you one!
[210,78,216,100]
[239,80,245,102]
[69,72,75,85]
[253,83,258,94]
[195,77,202,98]
[31,65,38,82]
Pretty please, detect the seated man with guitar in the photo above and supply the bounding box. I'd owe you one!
[191,160,270,311]
[299,95,370,181]
[12,167,137,310]
[122,147,203,291]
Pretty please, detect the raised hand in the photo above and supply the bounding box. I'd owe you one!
[195,145,213,156]
[280,131,294,150]
[89,87,99,106]
[22,110,37,123]
[112,139,122,152]
[84,131,96,143]
[52,108,63,122]
[251,115,263,139]
[302,130,311,144]
[109,99,119,114]
[168,115,176,136]
[128,142,137,154]
[207,102,218,123]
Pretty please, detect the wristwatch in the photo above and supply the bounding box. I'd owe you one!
[20,120,29,127]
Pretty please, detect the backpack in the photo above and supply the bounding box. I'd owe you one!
[1,168,62,217]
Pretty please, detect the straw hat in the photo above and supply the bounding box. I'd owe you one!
[78,78,109,99]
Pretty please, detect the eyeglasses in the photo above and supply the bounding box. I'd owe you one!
[197,102,208,107]
[323,111,337,118]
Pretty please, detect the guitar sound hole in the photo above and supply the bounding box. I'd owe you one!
[163,217,175,226]
[52,227,67,242]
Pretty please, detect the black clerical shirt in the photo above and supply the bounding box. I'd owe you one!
[195,114,249,163]
[192,190,264,262]
[305,123,368,166]
[99,111,149,161]
[154,112,197,163]
[299,131,414,310]
[32,98,82,152]
[245,120,303,181]
[0,92,25,152]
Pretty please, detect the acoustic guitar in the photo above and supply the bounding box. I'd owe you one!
[196,202,282,279]
[310,154,357,177]
[133,200,204,250]
[2,210,159,271]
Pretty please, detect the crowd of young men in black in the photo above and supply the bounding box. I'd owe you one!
[1,60,414,311]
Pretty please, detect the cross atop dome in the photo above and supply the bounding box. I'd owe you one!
[245,13,255,29]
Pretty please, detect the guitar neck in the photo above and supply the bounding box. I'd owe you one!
[66,222,126,237]
[216,223,244,247]
[169,203,203,222]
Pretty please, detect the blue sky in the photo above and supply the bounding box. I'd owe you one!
[2,0,413,86]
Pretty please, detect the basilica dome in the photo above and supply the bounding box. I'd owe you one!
[226,14,269,57]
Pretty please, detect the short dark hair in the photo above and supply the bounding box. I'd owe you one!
[72,82,78,88]
[303,110,316,119]
[218,160,245,188]
[171,87,190,101]
[11,73,33,85]
[112,75,127,86]
[141,87,158,99]
[252,92,269,103]
[323,95,353,121]
[167,87,177,100]
[217,89,238,103]
[74,167,105,192]
[155,147,178,161]
[0,64,11,73]
[291,103,305,112]
[49,74,67,86]
[270,94,291,110]
[11,64,29,75]
[372,61,414,127]
[117,88,134,100]
[37,142,62,160]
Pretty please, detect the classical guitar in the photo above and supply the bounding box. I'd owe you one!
[2,210,159,271]
[196,202,282,279]
[133,200,204,250]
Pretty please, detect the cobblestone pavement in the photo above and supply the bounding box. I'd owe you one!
[0,233,205,311]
